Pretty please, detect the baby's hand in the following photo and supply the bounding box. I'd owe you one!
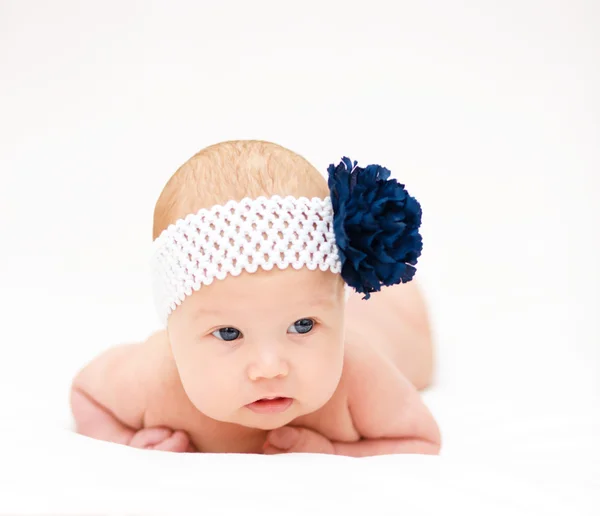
[129,427,197,453]
[263,426,335,455]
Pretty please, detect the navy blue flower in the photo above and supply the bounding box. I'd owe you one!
[327,157,423,299]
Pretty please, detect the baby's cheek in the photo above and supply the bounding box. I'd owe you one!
[185,368,233,415]
[305,349,344,407]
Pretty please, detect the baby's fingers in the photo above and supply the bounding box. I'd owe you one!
[151,430,193,453]
[129,427,173,449]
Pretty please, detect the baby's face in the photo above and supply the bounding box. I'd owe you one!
[167,267,346,430]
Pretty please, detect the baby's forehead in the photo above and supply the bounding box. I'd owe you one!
[189,268,343,312]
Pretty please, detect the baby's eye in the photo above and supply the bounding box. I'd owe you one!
[288,318,315,335]
[212,327,242,341]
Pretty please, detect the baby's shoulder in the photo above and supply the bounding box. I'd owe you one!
[140,330,198,419]
[291,338,387,442]
[341,332,438,442]
[341,331,391,385]
[71,329,179,430]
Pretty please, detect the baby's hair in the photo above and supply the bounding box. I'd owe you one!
[152,140,329,240]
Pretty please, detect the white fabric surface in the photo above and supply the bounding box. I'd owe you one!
[0,288,598,515]
[0,417,598,516]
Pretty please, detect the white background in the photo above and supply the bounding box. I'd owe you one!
[0,1,598,513]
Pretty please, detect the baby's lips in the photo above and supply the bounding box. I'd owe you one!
[248,395,288,404]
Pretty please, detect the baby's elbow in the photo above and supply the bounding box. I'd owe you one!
[418,439,441,456]
[411,402,442,455]
[424,415,442,454]
[426,434,442,455]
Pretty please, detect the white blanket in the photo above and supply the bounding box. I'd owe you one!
[1,390,598,515]
[0,291,598,515]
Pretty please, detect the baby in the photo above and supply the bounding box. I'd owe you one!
[70,140,441,456]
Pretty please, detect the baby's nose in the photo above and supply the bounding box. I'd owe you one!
[247,350,289,381]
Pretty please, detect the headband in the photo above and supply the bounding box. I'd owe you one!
[151,157,423,325]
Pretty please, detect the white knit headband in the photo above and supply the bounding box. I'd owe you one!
[151,157,424,325]
[151,195,343,325]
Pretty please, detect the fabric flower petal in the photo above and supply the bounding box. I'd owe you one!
[327,157,423,299]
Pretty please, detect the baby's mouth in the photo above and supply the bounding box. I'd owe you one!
[246,397,293,414]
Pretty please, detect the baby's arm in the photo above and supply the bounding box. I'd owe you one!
[264,339,440,457]
[333,340,441,457]
[71,333,194,451]
[71,342,146,444]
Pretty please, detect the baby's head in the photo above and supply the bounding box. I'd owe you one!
[152,141,347,429]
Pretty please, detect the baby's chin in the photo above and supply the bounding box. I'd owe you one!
[235,406,302,430]
[238,418,294,431]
